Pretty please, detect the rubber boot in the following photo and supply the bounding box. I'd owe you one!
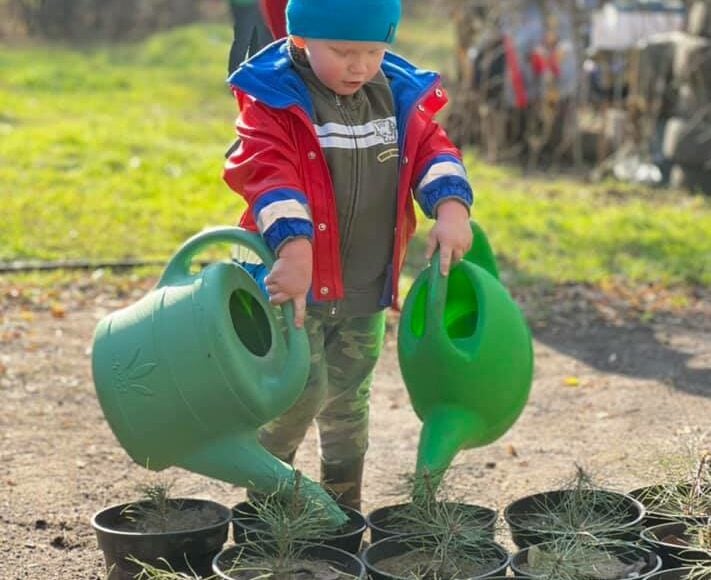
[320,457,364,512]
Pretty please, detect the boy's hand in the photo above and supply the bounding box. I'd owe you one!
[425,200,473,276]
[264,237,312,328]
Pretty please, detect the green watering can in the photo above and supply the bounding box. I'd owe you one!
[398,222,533,493]
[91,227,347,524]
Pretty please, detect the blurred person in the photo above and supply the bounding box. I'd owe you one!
[228,0,272,73]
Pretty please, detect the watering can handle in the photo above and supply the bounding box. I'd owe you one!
[156,226,297,323]
[425,250,449,333]
[158,226,276,284]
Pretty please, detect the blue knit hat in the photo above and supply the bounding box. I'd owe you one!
[286,0,401,43]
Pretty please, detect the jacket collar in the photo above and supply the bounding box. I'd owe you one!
[227,39,440,122]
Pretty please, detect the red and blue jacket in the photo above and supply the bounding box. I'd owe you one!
[223,40,473,307]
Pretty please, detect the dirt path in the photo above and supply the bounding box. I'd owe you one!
[1,283,709,579]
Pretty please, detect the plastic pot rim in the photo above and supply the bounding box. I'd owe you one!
[91,497,233,538]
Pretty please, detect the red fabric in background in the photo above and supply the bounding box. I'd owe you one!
[503,35,528,109]
[259,0,288,39]
[530,49,560,78]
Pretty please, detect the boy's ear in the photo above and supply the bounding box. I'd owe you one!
[290,35,306,49]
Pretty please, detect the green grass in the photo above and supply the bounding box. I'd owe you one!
[1,24,238,262]
[466,154,711,287]
[1,21,710,290]
[393,7,456,78]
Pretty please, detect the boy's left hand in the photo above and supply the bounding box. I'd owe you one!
[425,200,473,276]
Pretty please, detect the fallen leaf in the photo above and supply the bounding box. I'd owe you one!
[50,303,66,319]
[19,310,34,322]
[563,376,580,387]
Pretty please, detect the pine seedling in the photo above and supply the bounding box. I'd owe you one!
[522,537,648,580]
[121,481,183,533]
[381,469,502,579]
[686,562,711,580]
[637,441,711,520]
[126,556,212,580]
[518,464,641,542]
[224,471,351,578]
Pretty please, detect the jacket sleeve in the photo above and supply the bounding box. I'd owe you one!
[223,94,313,252]
[410,112,474,219]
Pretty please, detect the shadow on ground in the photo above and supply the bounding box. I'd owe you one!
[533,317,710,397]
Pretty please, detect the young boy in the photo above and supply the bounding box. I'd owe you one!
[223,0,474,510]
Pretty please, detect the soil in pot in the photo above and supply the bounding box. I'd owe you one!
[232,501,366,553]
[366,501,497,544]
[630,484,711,529]
[212,542,365,580]
[504,488,644,548]
[362,535,509,580]
[510,538,662,580]
[92,498,232,580]
[641,521,711,569]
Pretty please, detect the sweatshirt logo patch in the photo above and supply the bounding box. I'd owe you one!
[372,118,397,144]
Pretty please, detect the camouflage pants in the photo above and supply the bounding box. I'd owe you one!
[258,310,386,466]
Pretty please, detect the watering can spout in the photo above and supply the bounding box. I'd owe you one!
[178,433,348,526]
[414,406,483,495]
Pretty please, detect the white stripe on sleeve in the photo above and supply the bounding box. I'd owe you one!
[256,199,312,233]
[417,161,468,191]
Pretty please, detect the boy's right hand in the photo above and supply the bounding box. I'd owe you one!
[264,237,312,328]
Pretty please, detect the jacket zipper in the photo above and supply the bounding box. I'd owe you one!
[335,93,360,263]
[331,92,361,317]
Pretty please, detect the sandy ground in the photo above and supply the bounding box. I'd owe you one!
[1,280,709,579]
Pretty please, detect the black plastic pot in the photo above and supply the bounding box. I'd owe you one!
[646,568,706,580]
[362,535,509,580]
[212,541,366,579]
[641,521,711,570]
[366,501,498,544]
[231,501,366,554]
[503,489,645,548]
[92,498,232,580]
[510,540,662,579]
[630,484,711,528]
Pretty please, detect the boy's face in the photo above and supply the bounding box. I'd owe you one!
[304,39,387,96]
